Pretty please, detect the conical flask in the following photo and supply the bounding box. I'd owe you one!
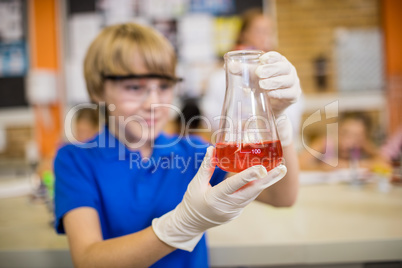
[215,50,283,173]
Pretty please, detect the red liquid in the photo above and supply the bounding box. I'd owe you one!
[215,140,283,173]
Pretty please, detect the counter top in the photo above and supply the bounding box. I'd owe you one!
[1,180,401,267]
[207,183,402,266]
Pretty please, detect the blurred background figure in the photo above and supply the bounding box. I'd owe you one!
[30,106,99,206]
[234,8,275,51]
[168,98,212,141]
[72,107,99,143]
[299,112,387,171]
[200,7,303,146]
[381,126,402,184]
[381,126,402,163]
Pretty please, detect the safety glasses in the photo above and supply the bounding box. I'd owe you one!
[102,73,183,103]
[102,73,183,82]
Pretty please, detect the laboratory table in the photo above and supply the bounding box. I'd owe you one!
[0,180,401,267]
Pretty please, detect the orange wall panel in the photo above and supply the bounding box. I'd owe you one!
[31,0,58,70]
[34,104,62,158]
[29,0,62,158]
[382,0,402,74]
[381,0,402,135]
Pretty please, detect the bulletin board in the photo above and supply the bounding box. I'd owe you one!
[0,0,28,108]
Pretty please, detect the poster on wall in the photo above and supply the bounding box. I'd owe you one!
[190,0,235,15]
[0,40,27,76]
[0,0,27,77]
[335,28,384,92]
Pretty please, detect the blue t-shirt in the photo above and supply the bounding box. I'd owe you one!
[54,126,226,268]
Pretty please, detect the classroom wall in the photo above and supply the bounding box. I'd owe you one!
[381,0,402,135]
[275,0,380,94]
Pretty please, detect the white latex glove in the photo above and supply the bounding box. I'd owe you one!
[152,146,287,252]
[256,51,302,147]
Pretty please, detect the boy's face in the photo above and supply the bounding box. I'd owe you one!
[102,68,175,145]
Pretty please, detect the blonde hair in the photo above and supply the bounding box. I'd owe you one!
[84,23,177,101]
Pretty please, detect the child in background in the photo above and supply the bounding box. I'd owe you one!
[169,98,211,141]
[73,107,99,143]
[300,112,386,171]
[32,107,100,206]
[54,22,301,267]
[381,126,402,183]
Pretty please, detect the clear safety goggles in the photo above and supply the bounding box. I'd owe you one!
[102,73,183,103]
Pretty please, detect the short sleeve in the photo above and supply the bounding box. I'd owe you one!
[53,145,99,234]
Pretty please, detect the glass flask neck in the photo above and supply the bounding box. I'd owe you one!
[224,50,265,63]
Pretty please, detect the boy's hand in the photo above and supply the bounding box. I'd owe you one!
[152,146,287,252]
[256,51,302,146]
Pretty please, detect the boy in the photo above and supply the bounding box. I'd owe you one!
[55,22,301,267]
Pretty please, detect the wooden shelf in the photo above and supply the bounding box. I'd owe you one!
[302,90,386,114]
